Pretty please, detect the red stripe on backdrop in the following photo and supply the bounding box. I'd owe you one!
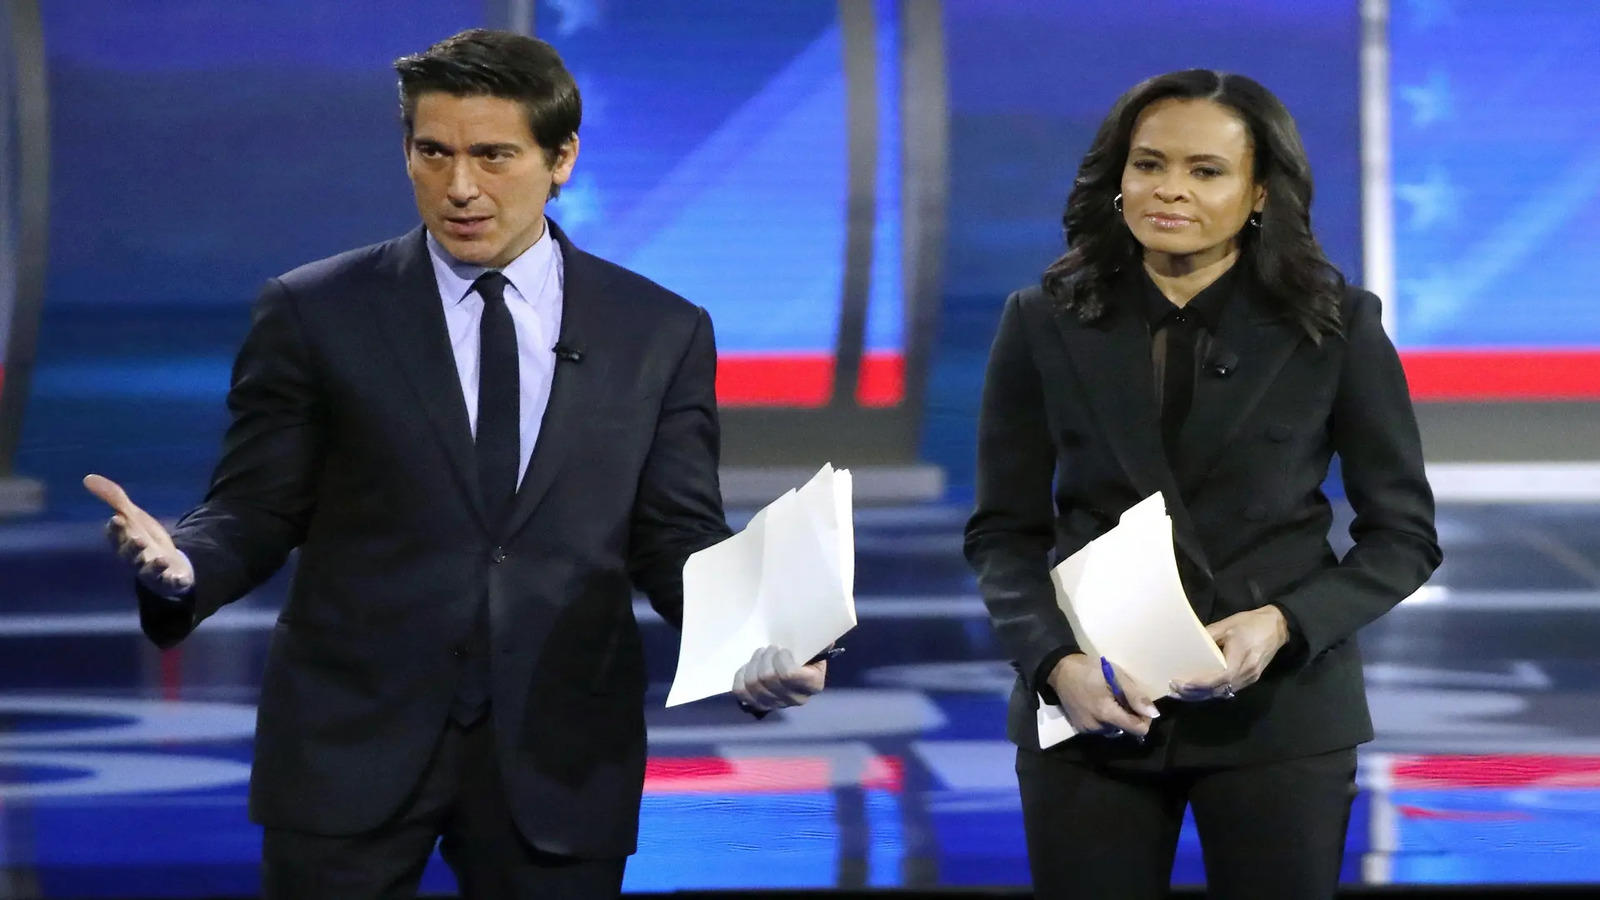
[715,352,906,408]
[160,648,183,701]
[716,354,832,407]
[644,754,904,793]
[1401,349,1600,400]
[856,353,905,408]
[1395,805,1533,821]
[644,756,833,793]
[1389,754,1600,788]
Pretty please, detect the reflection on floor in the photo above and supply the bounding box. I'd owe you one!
[3,501,1600,896]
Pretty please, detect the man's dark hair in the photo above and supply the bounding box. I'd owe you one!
[1043,69,1343,343]
[395,29,581,184]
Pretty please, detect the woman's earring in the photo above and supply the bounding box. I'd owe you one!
[1249,211,1263,228]
[1113,193,1124,213]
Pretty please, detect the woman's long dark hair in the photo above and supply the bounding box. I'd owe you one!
[1042,70,1343,342]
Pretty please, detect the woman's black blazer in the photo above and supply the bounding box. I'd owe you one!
[964,273,1442,768]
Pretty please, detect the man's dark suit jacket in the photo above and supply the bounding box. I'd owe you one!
[964,271,1442,769]
[138,220,733,857]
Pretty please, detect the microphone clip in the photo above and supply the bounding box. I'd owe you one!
[1206,348,1238,378]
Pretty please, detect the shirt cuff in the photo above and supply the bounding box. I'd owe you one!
[1034,645,1075,706]
[1270,602,1307,654]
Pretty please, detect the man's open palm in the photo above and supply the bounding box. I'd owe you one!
[84,474,194,596]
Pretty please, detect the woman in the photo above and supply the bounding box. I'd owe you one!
[963,70,1441,899]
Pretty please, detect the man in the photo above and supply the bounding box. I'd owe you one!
[87,29,825,899]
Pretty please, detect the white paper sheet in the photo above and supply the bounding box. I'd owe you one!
[1035,492,1227,747]
[666,463,857,707]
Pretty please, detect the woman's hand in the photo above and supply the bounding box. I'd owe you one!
[1171,606,1290,700]
[1047,653,1160,740]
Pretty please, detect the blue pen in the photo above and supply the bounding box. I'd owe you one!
[1099,656,1130,711]
[1100,656,1147,743]
[807,645,845,665]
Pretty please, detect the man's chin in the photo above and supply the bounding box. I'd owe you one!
[429,230,499,266]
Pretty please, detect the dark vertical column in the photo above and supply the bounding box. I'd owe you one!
[831,0,879,410]
[0,0,49,515]
[897,0,948,423]
[483,0,536,35]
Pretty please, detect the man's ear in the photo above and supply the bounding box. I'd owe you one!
[551,134,580,187]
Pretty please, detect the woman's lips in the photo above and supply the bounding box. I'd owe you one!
[1144,213,1196,230]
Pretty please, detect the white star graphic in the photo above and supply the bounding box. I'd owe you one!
[551,179,603,231]
[1395,166,1458,231]
[548,0,605,37]
[1396,271,1461,341]
[1399,70,1454,129]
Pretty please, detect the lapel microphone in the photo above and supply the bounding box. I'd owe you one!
[553,342,584,363]
[1206,347,1238,378]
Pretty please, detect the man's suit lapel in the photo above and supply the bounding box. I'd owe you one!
[502,221,614,541]
[370,228,489,531]
[1172,281,1303,493]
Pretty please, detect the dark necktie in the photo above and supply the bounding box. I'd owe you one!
[453,271,516,727]
[473,271,519,529]
[1161,309,1198,464]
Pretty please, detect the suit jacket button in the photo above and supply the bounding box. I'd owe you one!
[491,547,507,564]
[451,644,467,658]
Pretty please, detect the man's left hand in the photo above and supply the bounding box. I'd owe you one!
[732,646,826,712]
[1170,606,1290,700]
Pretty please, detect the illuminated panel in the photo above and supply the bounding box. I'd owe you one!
[538,3,910,409]
[1389,2,1600,399]
[1380,754,1600,884]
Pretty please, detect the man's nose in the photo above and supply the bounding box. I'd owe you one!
[446,160,479,205]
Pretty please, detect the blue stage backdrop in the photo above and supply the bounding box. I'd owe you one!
[929,0,1364,493]
[532,1,910,410]
[17,0,1368,512]
[1385,0,1600,402]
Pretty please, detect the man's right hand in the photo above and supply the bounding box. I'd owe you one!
[84,474,194,598]
[1046,653,1160,740]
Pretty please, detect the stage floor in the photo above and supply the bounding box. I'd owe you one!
[3,500,1600,896]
